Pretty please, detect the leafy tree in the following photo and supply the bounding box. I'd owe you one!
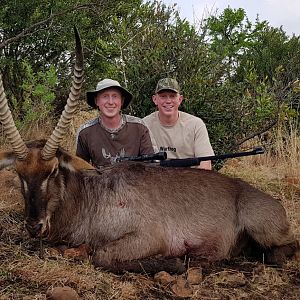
[12,61,57,129]
[0,0,141,114]
[204,7,299,153]
[0,1,299,158]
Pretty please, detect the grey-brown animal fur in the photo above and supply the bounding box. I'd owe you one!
[1,140,297,273]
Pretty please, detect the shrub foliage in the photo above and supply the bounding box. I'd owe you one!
[0,0,299,155]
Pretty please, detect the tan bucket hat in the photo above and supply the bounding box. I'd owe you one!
[86,79,133,109]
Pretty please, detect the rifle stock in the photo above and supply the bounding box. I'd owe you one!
[117,151,167,162]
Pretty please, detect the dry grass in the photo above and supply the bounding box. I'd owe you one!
[0,102,97,153]
[0,116,299,299]
[222,122,300,242]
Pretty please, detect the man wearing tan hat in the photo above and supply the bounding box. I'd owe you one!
[76,79,154,168]
[143,78,214,170]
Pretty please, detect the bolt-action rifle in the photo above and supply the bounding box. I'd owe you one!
[117,147,265,168]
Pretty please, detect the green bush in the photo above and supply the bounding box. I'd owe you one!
[11,61,57,129]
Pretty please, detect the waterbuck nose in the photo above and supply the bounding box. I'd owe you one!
[25,221,43,238]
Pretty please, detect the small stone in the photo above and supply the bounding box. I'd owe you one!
[63,244,90,260]
[187,268,203,285]
[171,276,193,298]
[216,271,247,287]
[46,286,80,300]
[154,271,175,285]
[283,175,299,185]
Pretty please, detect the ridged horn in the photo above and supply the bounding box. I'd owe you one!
[41,26,84,160]
[0,74,28,159]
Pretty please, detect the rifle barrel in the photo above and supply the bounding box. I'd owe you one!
[160,147,265,168]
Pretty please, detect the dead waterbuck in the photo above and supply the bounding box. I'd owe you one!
[0,28,298,274]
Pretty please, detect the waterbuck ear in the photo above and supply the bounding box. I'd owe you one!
[57,148,95,171]
[0,151,17,170]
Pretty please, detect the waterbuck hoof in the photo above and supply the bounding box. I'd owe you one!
[266,241,300,266]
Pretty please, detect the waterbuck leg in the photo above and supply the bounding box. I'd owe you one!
[238,186,298,265]
[265,241,300,266]
[244,213,298,265]
[92,232,185,274]
[97,256,186,274]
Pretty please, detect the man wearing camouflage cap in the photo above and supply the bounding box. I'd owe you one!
[143,78,214,170]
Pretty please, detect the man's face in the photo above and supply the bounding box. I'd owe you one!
[95,88,123,118]
[152,90,183,116]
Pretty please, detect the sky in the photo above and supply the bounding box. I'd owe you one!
[160,0,300,37]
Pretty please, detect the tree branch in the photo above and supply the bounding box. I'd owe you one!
[0,4,95,49]
[236,118,278,146]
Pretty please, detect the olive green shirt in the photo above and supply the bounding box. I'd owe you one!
[76,115,154,168]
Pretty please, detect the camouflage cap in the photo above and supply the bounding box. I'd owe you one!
[155,78,180,94]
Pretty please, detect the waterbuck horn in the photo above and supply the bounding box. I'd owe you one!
[41,26,84,160]
[0,74,29,160]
